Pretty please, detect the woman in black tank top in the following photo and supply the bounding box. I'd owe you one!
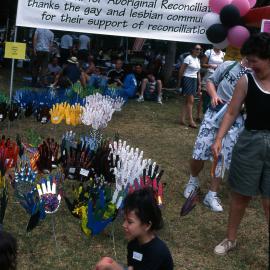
[211,33,270,259]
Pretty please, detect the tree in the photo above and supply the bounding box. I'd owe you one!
[161,41,176,87]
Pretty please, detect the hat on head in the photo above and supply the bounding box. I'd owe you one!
[67,56,78,64]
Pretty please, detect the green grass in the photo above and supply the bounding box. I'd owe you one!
[0,67,268,270]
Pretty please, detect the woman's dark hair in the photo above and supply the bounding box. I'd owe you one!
[190,44,202,53]
[123,188,163,231]
[0,231,17,270]
[241,32,270,59]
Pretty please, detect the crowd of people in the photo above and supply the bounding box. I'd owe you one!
[30,28,164,103]
[1,32,270,269]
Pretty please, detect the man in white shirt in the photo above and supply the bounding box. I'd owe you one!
[78,34,90,63]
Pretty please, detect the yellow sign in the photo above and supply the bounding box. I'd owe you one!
[4,42,26,60]
[224,46,242,62]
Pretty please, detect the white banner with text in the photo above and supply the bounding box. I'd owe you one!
[16,0,211,43]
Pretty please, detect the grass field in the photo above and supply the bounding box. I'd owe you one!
[0,67,269,270]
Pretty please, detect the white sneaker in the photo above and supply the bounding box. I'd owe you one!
[157,96,162,104]
[214,238,237,255]
[183,178,199,199]
[137,96,144,102]
[203,193,223,212]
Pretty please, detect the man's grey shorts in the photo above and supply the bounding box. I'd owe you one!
[228,129,270,198]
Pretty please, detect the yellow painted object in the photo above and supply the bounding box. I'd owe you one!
[103,202,116,220]
[73,205,91,237]
[50,102,82,126]
[50,103,68,124]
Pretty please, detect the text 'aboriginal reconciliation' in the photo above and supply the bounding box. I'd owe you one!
[26,0,210,34]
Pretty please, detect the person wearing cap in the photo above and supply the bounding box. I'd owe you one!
[53,56,82,88]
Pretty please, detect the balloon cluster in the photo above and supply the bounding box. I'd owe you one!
[204,0,256,48]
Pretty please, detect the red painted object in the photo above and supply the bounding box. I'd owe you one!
[244,6,270,27]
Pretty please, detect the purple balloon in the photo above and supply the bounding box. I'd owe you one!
[231,0,251,16]
[228,26,250,48]
[209,0,232,14]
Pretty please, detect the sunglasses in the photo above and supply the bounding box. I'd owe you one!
[194,48,202,51]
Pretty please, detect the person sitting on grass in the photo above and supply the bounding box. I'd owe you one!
[0,230,17,270]
[107,59,125,87]
[81,66,107,91]
[47,56,62,84]
[94,188,173,270]
[137,71,163,104]
[120,64,138,99]
[53,56,82,88]
[134,64,146,95]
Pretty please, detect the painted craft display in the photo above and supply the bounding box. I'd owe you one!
[81,94,124,130]
[36,138,59,173]
[64,175,115,236]
[50,103,83,126]
[12,161,45,231]
[37,177,62,214]
[12,89,124,124]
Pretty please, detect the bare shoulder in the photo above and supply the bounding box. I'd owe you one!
[236,75,248,94]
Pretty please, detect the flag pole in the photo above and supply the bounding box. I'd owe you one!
[9,26,18,103]
[125,37,128,63]
[7,26,18,132]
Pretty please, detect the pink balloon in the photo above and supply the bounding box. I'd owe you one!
[248,0,256,8]
[231,0,250,16]
[209,0,232,14]
[228,26,250,48]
